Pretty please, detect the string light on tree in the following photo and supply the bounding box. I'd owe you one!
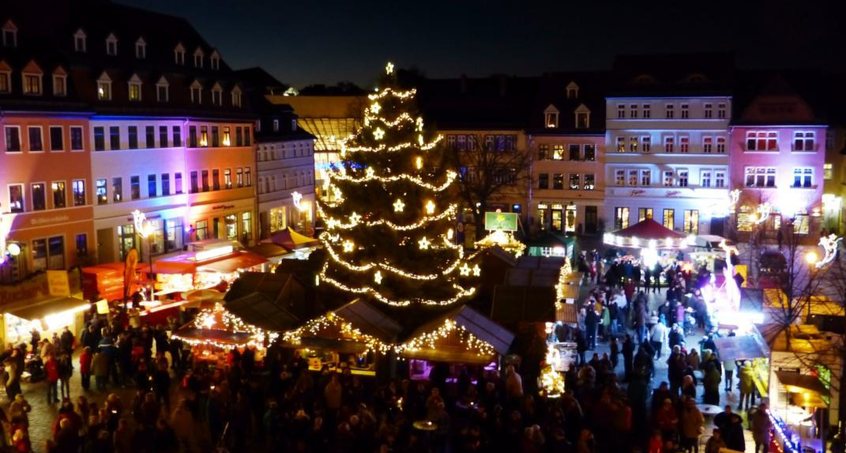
[415,156,423,169]
[374,271,383,284]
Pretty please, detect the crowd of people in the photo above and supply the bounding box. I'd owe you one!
[0,251,783,453]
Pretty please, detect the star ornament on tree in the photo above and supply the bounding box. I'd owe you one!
[418,237,431,250]
[459,263,471,276]
[342,240,355,253]
[371,102,381,114]
[349,212,361,225]
[386,62,395,74]
[393,199,405,212]
[374,271,383,284]
[425,200,436,215]
[472,264,481,277]
[373,128,385,140]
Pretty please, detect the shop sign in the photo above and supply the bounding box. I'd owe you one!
[631,190,645,196]
[96,299,110,315]
[667,191,681,197]
[212,204,235,211]
[485,211,518,232]
[31,215,70,226]
[46,270,71,297]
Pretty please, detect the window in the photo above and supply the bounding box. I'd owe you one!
[704,103,713,118]
[236,127,243,146]
[112,177,122,202]
[188,126,198,147]
[703,136,713,153]
[231,88,242,108]
[616,137,625,153]
[70,127,83,151]
[615,170,625,186]
[553,173,564,190]
[679,136,689,153]
[664,136,675,153]
[8,184,24,212]
[617,104,626,119]
[552,145,564,160]
[173,126,182,147]
[680,104,689,119]
[538,144,548,161]
[638,208,653,222]
[614,207,630,229]
[794,132,815,151]
[161,174,171,196]
[792,167,813,188]
[701,170,712,188]
[212,86,222,106]
[47,236,65,270]
[629,104,638,119]
[76,234,87,257]
[21,72,42,97]
[212,169,220,191]
[105,34,117,55]
[584,144,596,161]
[2,21,16,47]
[51,181,66,208]
[96,179,107,205]
[74,29,86,52]
[715,171,725,188]
[72,180,85,206]
[145,126,155,148]
[130,176,140,200]
[201,170,209,192]
[640,170,651,186]
[241,212,252,241]
[717,103,727,119]
[97,73,112,100]
[53,72,67,97]
[683,210,699,234]
[222,127,231,146]
[642,136,651,153]
[190,171,199,193]
[128,126,138,149]
[568,174,580,190]
[716,137,726,153]
[545,112,559,128]
[245,168,251,186]
[825,163,833,180]
[584,174,595,190]
[159,126,168,148]
[31,238,47,271]
[174,44,185,65]
[0,71,9,93]
[642,104,651,118]
[49,126,63,151]
[628,170,638,186]
[568,144,580,161]
[678,169,689,187]
[538,173,549,189]
[190,82,202,104]
[663,171,674,187]
[224,169,232,189]
[32,183,46,211]
[128,81,141,101]
[156,77,169,103]
[147,174,157,198]
[174,173,183,194]
[135,37,145,59]
[745,167,776,188]
[193,48,204,68]
[109,126,120,150]
[28,126,43,152]
[746,131,778,151]
[200,126,209,147]
[663,209,675,230]
[665,104,675,119]
[576,112,589,129]
[236,168,244,187]
[5,126,21,152]
[211,126,219,147]
[629,137,638,153]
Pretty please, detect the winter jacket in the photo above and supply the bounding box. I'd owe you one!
[79,350,92,375]
[44,358,59,383]
[91,352,109,377]
[680,407,704,439]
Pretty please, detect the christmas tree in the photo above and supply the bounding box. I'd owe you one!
[316,63,479,307]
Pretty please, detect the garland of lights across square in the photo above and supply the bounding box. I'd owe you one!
[315,63,479,307]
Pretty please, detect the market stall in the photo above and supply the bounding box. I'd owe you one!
[81,262,151,302]
[3,296,91,346]
[153,239,268,295]
[261,227,321,261]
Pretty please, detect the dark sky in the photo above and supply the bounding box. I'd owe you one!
[118,0,846,89]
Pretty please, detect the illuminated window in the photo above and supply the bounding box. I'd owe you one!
[616,137,625,153]
[200,126,208,147]
[584,174,595,190]
[665,104,675,119]
[553,145,564,160]
[792,167,813,188]
[96,179,107,205]
[642,136,651,153]
[545,111,559,128]
[615,207,630,229]
[615,170,625,186]
[678,169,689,187]
[664,136,675,153]
[223,127,231,146]
[794,211,809,235]
[683,210,699,234]
[737,206,754,232]
[663,209,675,230]
[97,72,112,100]
[663,171,674,187]
[128,79,142,101]
[130,176,140,200]
[704,103,713,118]
[629,136,638,153]
[824,163,833,180]
[52,181,66,208]
[679,136,689,153]
[793,132,815,151]
[701,170,712,188]
[680,104,689,119]
[8,184,24,213]
[112,177,122,202]
[553,173,564,190]
[569,174,580,190]
[638,208,653,222]
[241,212,252,241]
[640,170,651,186]
[628,170,638,186]
[53,70,67,97]
[584,144,596,161]
[745,167,776,188]
[746,131,778,151]
[703,136,713,153]
[224,169,232,189]
[716,137,726,153]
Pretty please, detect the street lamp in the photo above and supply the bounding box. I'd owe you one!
[805,251,819,266]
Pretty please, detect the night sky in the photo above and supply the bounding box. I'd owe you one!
[119,0,846,89]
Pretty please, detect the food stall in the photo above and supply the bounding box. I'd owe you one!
[153,239,268,295]
[81,262,151,303]
[2,296,91,347]
[261,227,321,263]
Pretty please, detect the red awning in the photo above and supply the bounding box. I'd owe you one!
[197,251,268,274]
[613,218,687,240]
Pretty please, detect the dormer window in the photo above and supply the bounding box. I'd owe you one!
[211,83,222,106]
[105,33,118,56]
[22,61,43,96]
[3,20,18,48]
[544,105,559,129]
[74,29,86,52]
[52,67,67,97]
[97,72,112,100]
[566,81,579,99]
[127,74,142,101]
[210,50,220,70]
[193,48,204,68]
[174,43,185,65]
[0,61,12,94]
[135,37,146,59]
[156,76,169,103]
[189,80,202,104]
[273,119,279,131]
[292,119,297,131]
[575,104,590,129]
[231,86,242,108]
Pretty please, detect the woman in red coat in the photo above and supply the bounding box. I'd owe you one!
[44,353,59,405]
[79,347,92,391]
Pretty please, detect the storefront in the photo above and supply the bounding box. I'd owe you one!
[153,239,268,295]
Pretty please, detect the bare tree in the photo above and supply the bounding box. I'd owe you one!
[446,134,531,241]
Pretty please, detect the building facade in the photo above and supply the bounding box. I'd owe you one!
[604,54,733,236]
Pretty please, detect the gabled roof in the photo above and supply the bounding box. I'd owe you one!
[528,71,608,134]
[333,298,403,343]
[404,305,514,355]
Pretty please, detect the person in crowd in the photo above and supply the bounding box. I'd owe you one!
[78,346,93,392]
[751,403,773,453]
[44,352,60,405]
[679,397,704,453]
[649,319,668,360]
[705,428,726,453]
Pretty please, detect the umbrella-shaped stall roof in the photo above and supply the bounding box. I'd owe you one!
[261,227,320,251]
[604,218,688,249]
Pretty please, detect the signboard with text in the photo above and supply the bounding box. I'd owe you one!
[47,270,71,297]
[484,211,518,232]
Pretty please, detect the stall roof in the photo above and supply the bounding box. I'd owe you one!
[333,299,403,343]
[246,243,291,259]
[492,286,557,324]
[153,250,268,275]
[173,328,254,346]
[775,371,830,397]
[224,272,312,331]
[515,255,567,270]
[406,305,514,356]
[759,323,832,353]
[7,296,89,322]
[505,268,559,287]
[261,227,320,251]
[197,252,268,274]
[226,293,302,332]
[714,334,769,362]
[612,218,686,240]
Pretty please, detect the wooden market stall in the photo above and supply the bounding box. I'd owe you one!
[152,239,268,295]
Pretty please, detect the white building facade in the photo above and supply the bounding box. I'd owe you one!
[256,132,316,237]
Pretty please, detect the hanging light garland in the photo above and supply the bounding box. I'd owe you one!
[172,303,278,350]
[317,202,458,231]
[328,168,457,192]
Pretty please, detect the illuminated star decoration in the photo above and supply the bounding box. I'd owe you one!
[459,263,471,276]
[371,102,381,114]
[374,271,383,284]
[425,200,436,214]
[472,264,481,276]
[415,156,423,169]
[342,240,355,253]
[817,234,843,269]
[373,128,385,140]
[349,212,361,225]
[366,167,375,178]
[755,203,772,225]
[393,199,405,212]
[386,62,394,74]
[418,237,431,250]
